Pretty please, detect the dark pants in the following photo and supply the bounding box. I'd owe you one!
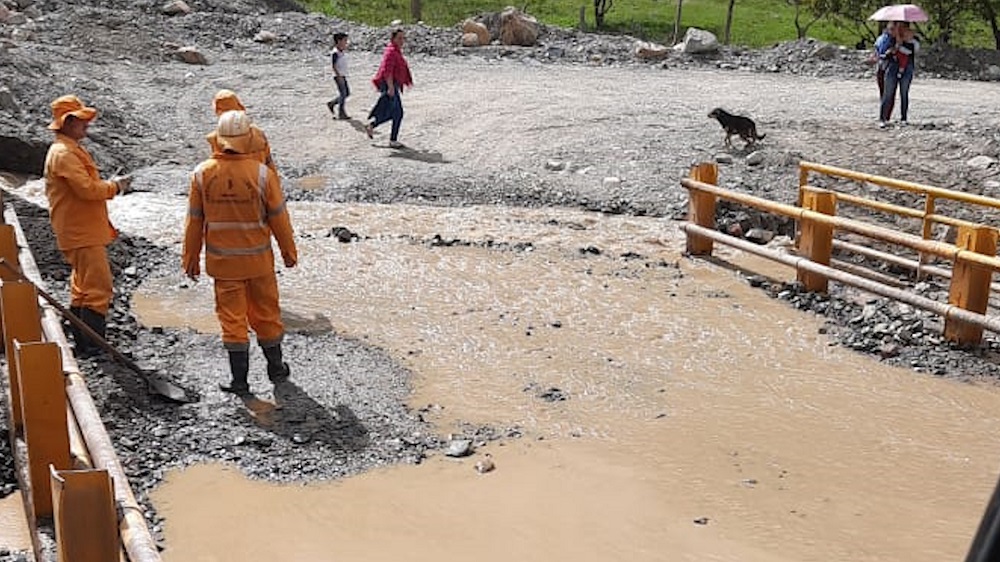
[331,76,350,112]
[876,67,894,120]
[369,83,403,142]
[881,64,913,122]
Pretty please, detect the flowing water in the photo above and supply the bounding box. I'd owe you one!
[121,198,1000,562]
[5,176,1000,561]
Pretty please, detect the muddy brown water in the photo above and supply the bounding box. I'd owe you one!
[0,494,30,552]
[103,198,1000,562]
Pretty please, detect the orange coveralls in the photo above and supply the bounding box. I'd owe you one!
[44,133,121,315]
[182,153,297,351]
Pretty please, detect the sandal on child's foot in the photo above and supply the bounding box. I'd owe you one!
[365,124,374,139]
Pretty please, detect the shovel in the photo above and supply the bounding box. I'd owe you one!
[0,259,195,403]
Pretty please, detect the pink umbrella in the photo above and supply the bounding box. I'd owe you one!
[869,3,929,22]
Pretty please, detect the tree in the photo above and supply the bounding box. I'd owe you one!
[787,0,827,39]
[410,0,421,22]
[594,0,613,28]
[673,0,683,43]
[812,0,885,44]
[724,0,737,44]
[976,0,1000,49]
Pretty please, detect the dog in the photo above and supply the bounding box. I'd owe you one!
[708,108,766,149]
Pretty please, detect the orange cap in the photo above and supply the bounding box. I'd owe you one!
[212,89,246,116]
[48,95,97,130]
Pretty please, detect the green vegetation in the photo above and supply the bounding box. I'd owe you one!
[301,0,995,49]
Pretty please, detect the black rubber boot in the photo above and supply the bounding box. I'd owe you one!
[68,306,86,353]
[220,350,250,395]
[261,344,290,383]
[76,307,106,357]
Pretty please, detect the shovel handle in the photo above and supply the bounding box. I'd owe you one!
[0,258,145,374]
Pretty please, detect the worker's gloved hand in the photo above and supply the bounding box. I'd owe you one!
[283,255,297,268]
[111,175,133,195]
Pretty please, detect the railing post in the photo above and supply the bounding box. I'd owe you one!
[2,281,42,434]
[945,225,998,346]
[16,340,71,519]
[50,466,120,562]
[797,163,809,208]
[686,163,718,256]
[0,224,20,348]
[797,187,837,293]
[917,195,936,280]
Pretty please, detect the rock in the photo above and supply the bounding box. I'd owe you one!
[445,439,473,457]
[474,453,495,474]
[161,0,190,16]
[22,4,38,19]
[745,228,774,244]
[810,43,838,60]
[879,343,900,358]
[0,86,18,114]
[390,19,402,26]
[13,0,33,8]
[253,30,278,43]
[693,517,709,525]
[0,5,9,23]
[602,176,621,188]
[634,41,669,61]
[984,65,1000,81]
[4,10,26,24]
[726,222,744,237]
[967,155,996,169]
[175,46,208,65]
[545,46,565,58]
[746,151,765,166]
[499,7,539,47]
[462,19,490,46]
[679,28,719,54]
[714,153,733,164]
[544,160,566,171]
[461,32,481,47]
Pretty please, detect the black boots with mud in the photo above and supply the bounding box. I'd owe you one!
[220,350,251,395]
[262,344,290,383]
[70,307,105,357]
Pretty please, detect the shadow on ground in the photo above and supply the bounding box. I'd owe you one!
[239,380,369,452]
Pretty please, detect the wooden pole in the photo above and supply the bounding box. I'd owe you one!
[945,225,998,346]
[797,187,837,292]
[2,281,42,434]
[685,163,718,256]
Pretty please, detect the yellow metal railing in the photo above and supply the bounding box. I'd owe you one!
[683,162,1000,346]
[799,161,1000,277]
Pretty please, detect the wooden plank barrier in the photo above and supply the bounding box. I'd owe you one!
[50,466,119,562]
[2,281,42,434]
[0,223,19,341]
[16,340,70,519]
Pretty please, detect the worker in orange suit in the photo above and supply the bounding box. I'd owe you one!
[43,94,133,356]
[205,89,277,175]
[183,110,298,395]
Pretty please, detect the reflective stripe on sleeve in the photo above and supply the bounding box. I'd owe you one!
[266,202,286,218]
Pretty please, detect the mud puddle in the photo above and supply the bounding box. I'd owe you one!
[124,201,1000,562]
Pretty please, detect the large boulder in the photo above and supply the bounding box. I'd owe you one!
[462,19,490,46]
[175,46,208,65]
[161,0,190,16]
[461,32,481,47]
[677,28,719,54]
[498,7,539,47]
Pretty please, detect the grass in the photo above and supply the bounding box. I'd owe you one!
[302,0,994,48]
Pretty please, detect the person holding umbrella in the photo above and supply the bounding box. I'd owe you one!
[880,21,919,128]
[869,4,927,128]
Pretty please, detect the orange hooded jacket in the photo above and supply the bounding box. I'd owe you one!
[182,153,296,281]
[206,90,277,174]
[43,133,121,251]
